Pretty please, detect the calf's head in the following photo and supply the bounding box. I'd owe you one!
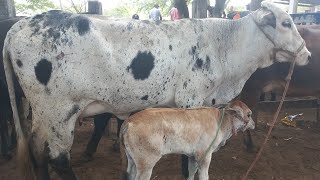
[253,1,311,66]
[225,100,255,132]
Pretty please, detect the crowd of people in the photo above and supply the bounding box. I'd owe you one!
[131,3,182,21]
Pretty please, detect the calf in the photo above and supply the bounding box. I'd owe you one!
[120,101,255,180]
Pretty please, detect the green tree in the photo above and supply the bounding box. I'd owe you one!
[63,0,88,13]
[15,0,56,15]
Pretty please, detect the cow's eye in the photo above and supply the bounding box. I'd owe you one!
[247,113,251,118]
[282,21,291,28]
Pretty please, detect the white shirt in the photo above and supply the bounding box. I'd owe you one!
[149,7,161,21]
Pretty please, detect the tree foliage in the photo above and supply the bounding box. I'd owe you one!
[63,0,88,13]
[15,0,56,15]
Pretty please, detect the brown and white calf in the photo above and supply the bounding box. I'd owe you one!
[120,100,255,180]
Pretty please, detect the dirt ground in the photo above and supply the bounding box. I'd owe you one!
[1,116,320,180]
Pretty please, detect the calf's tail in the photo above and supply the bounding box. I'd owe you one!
[3,40,35,179]
[120,122,129,180]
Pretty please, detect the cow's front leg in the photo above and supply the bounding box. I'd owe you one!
[197,154,212,180]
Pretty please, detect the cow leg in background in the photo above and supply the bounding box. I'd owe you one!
[0,111,11,160]
[82,113,112,161]
[112,118,124,151]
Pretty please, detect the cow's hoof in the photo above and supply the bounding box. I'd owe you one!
[80,152,93,162]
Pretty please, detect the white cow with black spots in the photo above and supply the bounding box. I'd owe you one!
[3,2,310,179]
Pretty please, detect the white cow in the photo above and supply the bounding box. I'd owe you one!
[3,2,310,179]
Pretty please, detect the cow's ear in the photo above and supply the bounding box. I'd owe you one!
[226,108,244,121]
[258,9,276,29]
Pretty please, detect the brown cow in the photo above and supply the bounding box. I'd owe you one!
[240,25,320,151]
[120,101,255,180]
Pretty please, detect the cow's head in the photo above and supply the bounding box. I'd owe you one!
[226,100,255,132]
[253,1,311,66]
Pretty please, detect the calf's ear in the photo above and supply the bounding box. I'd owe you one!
[225,108,244,121]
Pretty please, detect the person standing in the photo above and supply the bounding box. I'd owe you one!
[149,4,162,22]
[170,4,181,21]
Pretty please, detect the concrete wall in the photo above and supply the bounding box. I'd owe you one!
[0,0,16,19]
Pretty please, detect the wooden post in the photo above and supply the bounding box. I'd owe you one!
[288,0,298,14]
[192,0,207,18]
[0,0,15,19]
[88,1,102,15]
[317,98,320,127]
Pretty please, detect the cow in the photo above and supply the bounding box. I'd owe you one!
[0,17,25,160]
[3,2,310,179]
[240,24,320,151]
[120,100,255,180]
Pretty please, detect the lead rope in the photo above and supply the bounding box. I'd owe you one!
[187,108,225,180]
[241,55,298,180]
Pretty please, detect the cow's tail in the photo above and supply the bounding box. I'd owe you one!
[120,122,129,180]
[3,42,35,179]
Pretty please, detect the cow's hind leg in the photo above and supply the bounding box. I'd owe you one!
[82,113,112,161]
[31,100,86,179]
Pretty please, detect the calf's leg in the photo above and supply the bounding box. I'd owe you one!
[197,154,212,180]
[187,156,197,180]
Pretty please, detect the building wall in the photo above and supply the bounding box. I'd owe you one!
[0,0,16,18]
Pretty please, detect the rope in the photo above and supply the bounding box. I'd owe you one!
[187,108,225,180]
[241,59,297,180]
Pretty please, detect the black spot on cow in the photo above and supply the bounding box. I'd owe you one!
[29,10,91,45]
[186,105,190,108]
[191,46,197,55]
[47,28,61,41]
[212,99,216,105]
[16,60,23,67]
[183,81,188,89]
[45,87,51,95]
[127,51,155,80]
[34,59,52,86]
[64,104,80,122]
[141,95,148,100]
[169,45,172,51]
[196,58,203,68]
[127,22,133,31]
[75,16,90,36]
